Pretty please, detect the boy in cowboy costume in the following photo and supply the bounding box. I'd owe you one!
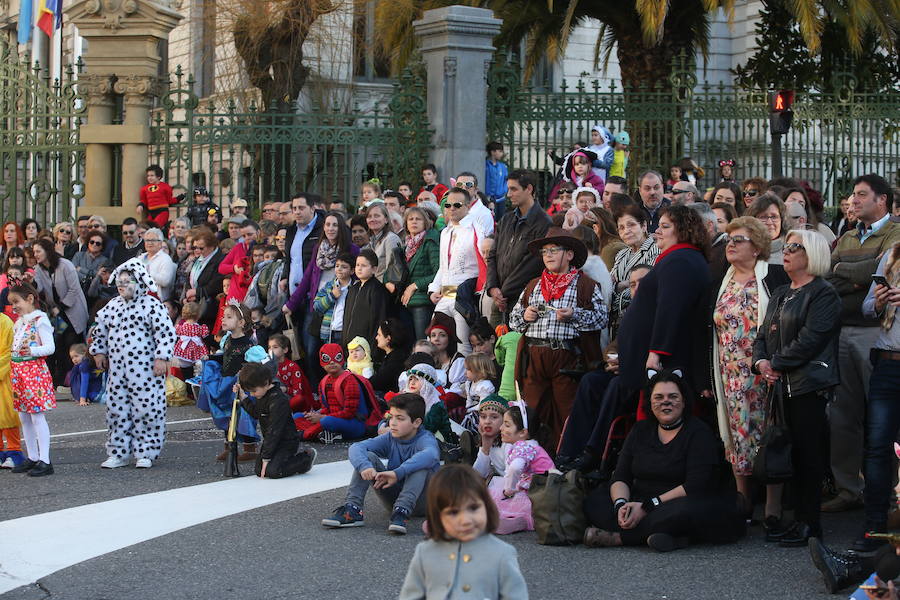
[508,227,608,454]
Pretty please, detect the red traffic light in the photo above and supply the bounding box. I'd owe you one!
[770,90,795,112]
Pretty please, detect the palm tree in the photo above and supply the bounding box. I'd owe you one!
[376,0,900,91]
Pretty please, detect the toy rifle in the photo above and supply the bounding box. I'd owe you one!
[223,391,241,477]
[865,532,900,546]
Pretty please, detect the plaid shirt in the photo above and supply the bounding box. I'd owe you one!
[509,272,607,340]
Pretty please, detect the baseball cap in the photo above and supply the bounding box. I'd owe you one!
[231,198,248,208]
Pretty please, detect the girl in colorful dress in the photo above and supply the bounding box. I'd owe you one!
[172,301,209,379]
[8,283,56,476]
[488,405,554,534]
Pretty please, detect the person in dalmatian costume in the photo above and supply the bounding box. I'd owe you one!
[90,258,176,469]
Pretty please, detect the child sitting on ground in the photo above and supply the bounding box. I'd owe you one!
[172,301,209,380]
[460,352,496,435]
[404,363,455,443]
[322,393,440,535]
[398,464,527,599]
[488,405,554,534]
[347,336,375,379]
[465,394,508,476]
[68,343,103,406]
[267,334,316,414]
[295,343,367,442]
[236,363,317,479]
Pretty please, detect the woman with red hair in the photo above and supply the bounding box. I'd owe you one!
[0,222,24,264]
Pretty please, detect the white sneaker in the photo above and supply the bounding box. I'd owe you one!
[134,458,153,469]
[100,456,130,469]
[0,458,14,469]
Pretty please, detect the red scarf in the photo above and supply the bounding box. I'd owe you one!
[540,268,577,302]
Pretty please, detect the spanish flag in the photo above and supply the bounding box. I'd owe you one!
[36,0,61,37]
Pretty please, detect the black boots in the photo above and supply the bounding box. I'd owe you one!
[808,537,868,593]
[777,522,822,547]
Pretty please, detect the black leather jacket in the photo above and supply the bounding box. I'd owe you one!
[751,276,841,397]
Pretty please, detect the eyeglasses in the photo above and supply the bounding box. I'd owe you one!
[88,240,103,246]
[458,181,475,188]
[144,238,162,243]
[743,190,759,197]
[90,224,103,230]
[724,234,752,245]
[538,246,566,256]
[671,189,687,195]
[59,229,72,234]
[192,245,204,251]
[757,215,781,222]
[122,229,136,236]
[784,242,806,254]
[446,202,464,209]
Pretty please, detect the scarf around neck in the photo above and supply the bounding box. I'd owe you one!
[405,230,426,262]
[540,268,577,302]
[316,239,339,271]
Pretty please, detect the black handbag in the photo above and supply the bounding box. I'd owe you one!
[752,384,793,483]
[384,245,410,293]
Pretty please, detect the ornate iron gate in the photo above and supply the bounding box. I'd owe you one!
[0,39,85,224]
[150,66,431,211]
[487,52,900,202]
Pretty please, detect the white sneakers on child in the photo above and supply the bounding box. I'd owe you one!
[100,456,130,469]
[0,457,14,469]
[134,458,152,469]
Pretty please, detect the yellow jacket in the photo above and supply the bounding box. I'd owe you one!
[0,313,19,429]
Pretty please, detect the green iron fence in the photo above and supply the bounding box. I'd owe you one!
[150,66,431,213]
[0,39,85,223]
[487,53,900,203]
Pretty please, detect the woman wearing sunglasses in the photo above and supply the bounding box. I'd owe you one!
[52,222,78,260]
[711,216,790,537]
[752,228,841,547]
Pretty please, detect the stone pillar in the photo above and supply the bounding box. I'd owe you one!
[66,0,182,222]
[414,6,501,184]
[77,73,116,214]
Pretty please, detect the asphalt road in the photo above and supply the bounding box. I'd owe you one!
[0,401,866,599]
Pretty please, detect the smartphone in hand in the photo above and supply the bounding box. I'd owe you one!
[872,274,891,288]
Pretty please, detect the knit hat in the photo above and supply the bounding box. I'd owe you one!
[479,393,509,413]
[319,343,344,368]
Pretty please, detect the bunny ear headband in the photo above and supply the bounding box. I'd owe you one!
[513,382,529,430]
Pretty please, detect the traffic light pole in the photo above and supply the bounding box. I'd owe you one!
[771,132,783,178]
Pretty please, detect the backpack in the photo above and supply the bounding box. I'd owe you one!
[318,371,386,431]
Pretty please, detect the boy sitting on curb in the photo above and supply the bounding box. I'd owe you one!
[322,393,439,535]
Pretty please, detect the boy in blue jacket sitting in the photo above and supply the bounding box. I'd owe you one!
[322,393,439,535]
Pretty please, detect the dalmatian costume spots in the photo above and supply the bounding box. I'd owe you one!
[90,258,176,461]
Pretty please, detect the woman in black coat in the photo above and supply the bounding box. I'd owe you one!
[617,205,711,395]
[368,317,411,394]
[752,229,841,547]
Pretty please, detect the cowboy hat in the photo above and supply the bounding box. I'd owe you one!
[527,226,588,268]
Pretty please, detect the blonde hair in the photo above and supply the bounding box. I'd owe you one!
[464,352,496,382]
[785,229,832,277]
[181,301,201,321]
[362,181,382,196]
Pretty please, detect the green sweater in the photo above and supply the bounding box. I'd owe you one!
[494,330,522,402]
[406,229,441,307]
[828,219,900,326]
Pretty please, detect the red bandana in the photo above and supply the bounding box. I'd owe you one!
[540,268,577,302]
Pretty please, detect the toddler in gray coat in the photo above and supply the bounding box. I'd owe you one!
[399,464,528,600]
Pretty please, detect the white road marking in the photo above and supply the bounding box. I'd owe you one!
[0,459,353,594]
[50,417,213,439]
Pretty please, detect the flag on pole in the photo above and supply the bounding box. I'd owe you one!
[37,0,61,37]
[17,0,33,45]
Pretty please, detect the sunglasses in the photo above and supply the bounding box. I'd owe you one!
[671,189,687,195]
[458,181,475,188]
[446,202,464,209]
[784,242,806,254]
[88,240,103,246]
[59,229,72,234]
[192,245,204,250]
[743,190,759,197]
[725,234,752,245]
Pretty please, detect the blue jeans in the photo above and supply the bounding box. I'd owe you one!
[863,358,900,528]
[319,415,367,439]
[409,305,434,341]
[346,451,431,515]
